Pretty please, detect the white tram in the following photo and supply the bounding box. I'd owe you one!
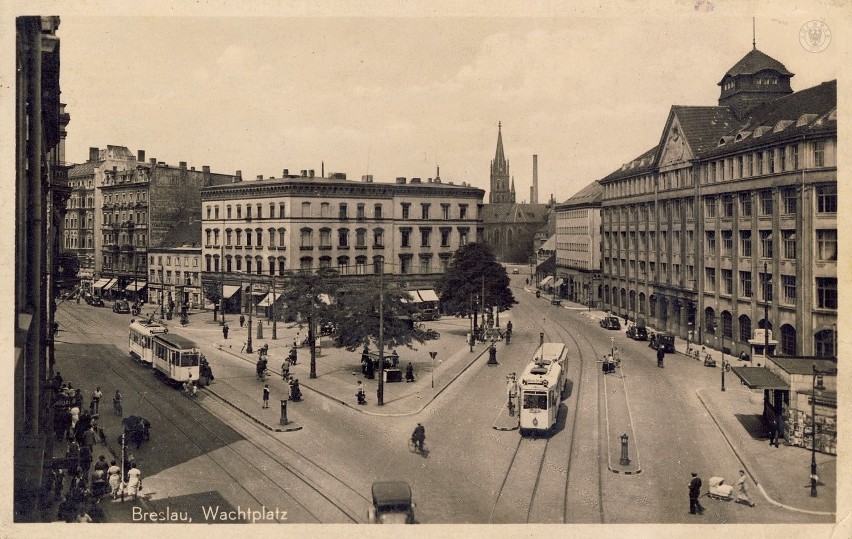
[151,333,200,384]
[519,343,568,434]
[129,320,169,365]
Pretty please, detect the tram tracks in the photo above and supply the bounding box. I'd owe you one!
[55,303,369,523]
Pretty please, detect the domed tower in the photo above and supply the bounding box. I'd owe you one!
[718,47,794,119]
[489,122,515,204]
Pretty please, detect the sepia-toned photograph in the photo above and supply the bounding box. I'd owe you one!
[3,0,848,535]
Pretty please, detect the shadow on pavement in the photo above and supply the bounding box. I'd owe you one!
[734,413,769,440]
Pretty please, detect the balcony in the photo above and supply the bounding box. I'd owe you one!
[355,245,368,250]
[300,246,314,251]
[120,244,135,252]
[319,245,332,251]
[277,246,286,251]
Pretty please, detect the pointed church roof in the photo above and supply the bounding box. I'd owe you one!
[494,121,506,168]
[720,48,793,82]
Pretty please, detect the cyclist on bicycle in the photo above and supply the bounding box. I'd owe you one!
[411,423,425,452]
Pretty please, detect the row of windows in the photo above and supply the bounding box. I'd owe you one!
[150,255,200,268]
[104,191,147,205]
[202,226,470,250]
[149,270,201,286]
[602,185,836,228]
[556,225,590,235]
[199,253,452,276]
[605,141,832,198]
[103,211,147,225]
[103,232,147,247]
[205,201,472,221]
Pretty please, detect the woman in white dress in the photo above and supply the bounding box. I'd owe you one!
[107,460,122,499]
[125,462,142,500]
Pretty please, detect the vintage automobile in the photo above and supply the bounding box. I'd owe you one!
[600,316,621,330]
[113,299,131,314]
[367,481,416,524]
[649,331,676,353]
[626,325,648,341]
[90,296,105,307]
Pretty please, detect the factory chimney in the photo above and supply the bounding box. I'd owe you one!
[532,154,539,204]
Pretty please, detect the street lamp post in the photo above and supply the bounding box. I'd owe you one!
[720,321,726,392]
[429,351,437,389]
[377,256,385,405]
[271,274,277,340]
[160,264,165,319]
[246,271,253,354]
[810,365,826,497]
[764,261,770,360]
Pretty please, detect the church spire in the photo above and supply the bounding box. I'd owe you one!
[489,121,514,204]
[493,121,506,172]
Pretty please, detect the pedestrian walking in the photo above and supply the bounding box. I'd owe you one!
[262,384,270,408]
[79,444,93,475]
[768,419,779,447]
[223,323,229,340]
[405,362,415,383]
[239,314,245,328]
[734,470,756,507]
[107,460,121,499]
[688,472,705,515]
[81,424,96,452]
[90,387,102,415]
[69,404,80,433]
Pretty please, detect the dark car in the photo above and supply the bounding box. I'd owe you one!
[626,325,648,341]
[113,300,131,313]
[90,296,105,307]
[368,481,415,524]
[600,316,621,330]
[649,331,676,353]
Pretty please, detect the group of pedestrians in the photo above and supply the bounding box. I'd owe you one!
[688,470,755,516]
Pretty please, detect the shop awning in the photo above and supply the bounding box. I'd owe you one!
[102,279,119,291]
[540,276,553,286]
[401,292,418,303]
[553,279,564,288]
[731,367,789,390]
[415,289,439,302]
[257,292,282,307]
[222,285,241,298]
[93,278,111,289]
[124,281,147,292]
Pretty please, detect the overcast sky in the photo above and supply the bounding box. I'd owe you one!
[54,3,841,203]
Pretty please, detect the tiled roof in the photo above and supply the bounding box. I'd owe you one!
[157,220,201,249]
[670,106,740,156]
[721,48,793,80]
[770,357,837,376]
[557,180,602,207]
[600,146,658,183]
[68,161,102,177]
[481,203,549,223]
[702,80,836,158]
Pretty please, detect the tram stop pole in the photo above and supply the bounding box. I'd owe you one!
[279,399,288,426]
[620,433,631,466]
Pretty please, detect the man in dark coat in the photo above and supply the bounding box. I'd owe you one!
[223,323,229,339]
[689,472,704,514]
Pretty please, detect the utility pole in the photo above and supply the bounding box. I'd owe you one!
[309,282,316,379]
[377,256,385,405]
[271,274,277,340]
[246,271,253,354]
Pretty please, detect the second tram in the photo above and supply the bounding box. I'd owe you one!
[518,342,569,434]
[151,333,200,384]
[129,320,169,365]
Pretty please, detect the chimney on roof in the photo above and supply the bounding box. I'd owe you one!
[179,161,187,169]
[190,167,195,171]
[283,169,289,176]
[149,158,156,166]
[362,175,373,182]
[309,169,315,178]
[112,166,117,173]
[321,161,324,178]
[301,170,307,177]
[137,150,145,162]
[89,147,99,161]
[257,174,263,180]
[411,177,421,183]
[202,165,210,184]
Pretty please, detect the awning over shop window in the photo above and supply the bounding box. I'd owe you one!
[540,276,554,286]
[730,367,789,390]
[222,285,241,298]
[257,292,282,307]
[93,278,111,289]
[553,279,564,288]
[103,279,118,291]
[415,289,439,302]
[400,292,419,303]
[124,281,147,292]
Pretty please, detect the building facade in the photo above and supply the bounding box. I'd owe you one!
[147,220,203,313]
[554,180,603,307]
[86,150,232,298]
[14,15,70,520]
[481,123,551,263]
[593,46,836,358]
[199,171,484,308]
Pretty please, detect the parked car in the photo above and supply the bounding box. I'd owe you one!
[600,316,621,330]
[649,331,676,353]
[113,299,130,313]
[367,481,415,524]
[90,296,105,307]
[626,325,648,341]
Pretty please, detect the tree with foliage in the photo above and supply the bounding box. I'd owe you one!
[202,279,222,309]
[435,242,516,321]
[328,284,432,352]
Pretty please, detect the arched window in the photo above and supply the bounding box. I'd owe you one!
[255,256,263,274]
[225,255,232,272]
[268,228,276,248]
[704,307,716,334]
[338,256,349,274]
[780,324,797,356]
[246,229,253,247]
[277,256,286,276]
[300,256,313,271]
[255,228,263,248]
[638,292,646,315]
[268,257,276,275]
[205,254,212,272]
[738,315,752,343]
[245,257,252,274]
[319,256,332,269]
[235,255,242,272]
[720,311,733,340]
